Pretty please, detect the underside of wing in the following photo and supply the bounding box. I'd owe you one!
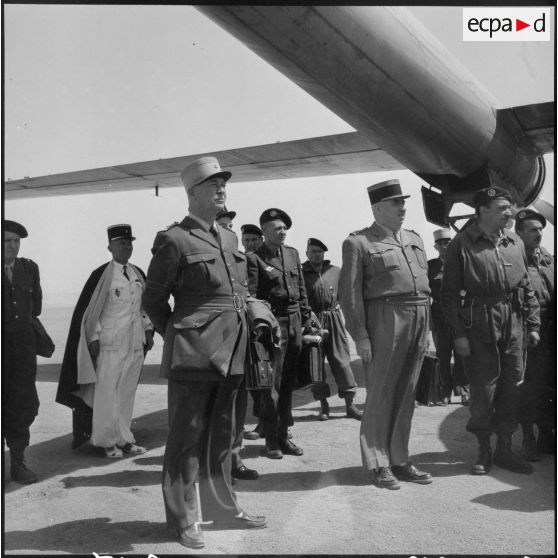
[4,132,403,199]
[497,101,555,155]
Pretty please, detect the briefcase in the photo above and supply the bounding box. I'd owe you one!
[297,336,323,387]
[32,317,55,358]
[245,336,274,390]
[415,352,444,406]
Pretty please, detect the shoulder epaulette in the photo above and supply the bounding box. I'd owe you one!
[164,221,180,231]
[349,228,367,236]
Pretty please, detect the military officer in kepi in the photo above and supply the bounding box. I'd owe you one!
[339,179,433,490]
[441,187,540,476]
[56,224,154,458]
[3,220,43,484]
[246,208,313,459]
[301,237,362,421]
[142,157,266,550]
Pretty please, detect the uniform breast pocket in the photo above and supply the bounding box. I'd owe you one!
[410,243,428,269]
[182,253,221,288]
[232,251,248,282]
[289,268,300,288]
[367,248,400,273]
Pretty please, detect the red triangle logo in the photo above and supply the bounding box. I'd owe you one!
[516,19,530,31]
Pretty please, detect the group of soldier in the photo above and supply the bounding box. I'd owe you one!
[2,156,554,549]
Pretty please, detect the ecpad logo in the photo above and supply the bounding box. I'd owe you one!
[463,8,550,41]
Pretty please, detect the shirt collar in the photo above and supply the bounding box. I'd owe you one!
[466,222,516,244]
[187,211,215,232]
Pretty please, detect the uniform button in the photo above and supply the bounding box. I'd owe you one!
[231,278,235,282]
[14,315,19,319]
[228,264,231,267]
[413,274,418,278]
[14,301,17,305]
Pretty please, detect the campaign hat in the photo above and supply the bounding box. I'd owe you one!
[472,187,511,208]
[216,206,237,221]
[433,228,452,242]
[307,237,328,251]
[3,220,28,238]
[259,208,292,230]
[367,179,410,205]
[241,224,262,236]
[515,208,546,229]
[107,224,135,242]
[180,157,232,189]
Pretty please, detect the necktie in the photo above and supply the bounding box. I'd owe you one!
[211,225,221,246]
[5,265,13,282]
[123,265,130,280]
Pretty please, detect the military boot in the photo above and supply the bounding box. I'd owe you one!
[471,435,492,475]
[317,399,329,421]
[344,392,363,421]
[10,448,38,484]
[493,434,533,474]
[520,423,540,462]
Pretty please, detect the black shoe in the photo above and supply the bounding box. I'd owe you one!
[244,423,264,440]
[10,461,38,484]
[279,439,303,456]
[346,404,363,420]
[493,447,533,474]
[391,463,432,484]
[371,466,400,490]
[211,511,267,530]
[264,441,283,460]
[317,399,329,421]
[176,523,204,548]
[232,465,259,480]
[471,450,492,475]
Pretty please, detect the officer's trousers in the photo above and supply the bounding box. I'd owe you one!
[90,346,144,448]
[432,316,467,400]
[231,377,248,469]
[517,313,552,426]
[2,329,39,452]
[360,301,428,470]
[310,310,357,400]
[162,375,242,530]
[260,311,302,442]
[463,301,524,436]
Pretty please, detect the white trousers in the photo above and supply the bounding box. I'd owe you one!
[90,347,144,448]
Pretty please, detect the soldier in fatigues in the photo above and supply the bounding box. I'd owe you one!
[339,180,432,490]
[2,220,42,484]
[514,209,555,460]
[301,237,362,421]
[247,208,313,459]
[441,187,540,476]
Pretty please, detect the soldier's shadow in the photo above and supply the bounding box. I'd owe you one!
[3,517,170,554]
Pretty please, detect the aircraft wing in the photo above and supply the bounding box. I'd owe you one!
[497,101,555,155]
[4,132,403,199]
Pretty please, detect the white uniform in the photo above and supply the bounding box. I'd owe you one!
[89,261,152,448]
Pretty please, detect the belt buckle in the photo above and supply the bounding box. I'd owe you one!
[233,293,243,311]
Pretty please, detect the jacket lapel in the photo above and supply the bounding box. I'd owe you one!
[371,222,400,248]
[182,216,220,249]
[259,244,283,272]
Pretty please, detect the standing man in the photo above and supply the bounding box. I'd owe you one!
[339,179,432,490]
[3,220,42,484]
[241,224,264,255]
[56,225,153,458]
[427,228,469,405]
[514,209,555,460]
[441,187,540,476]
[142,157,266,550]
[246,208,312,459]
[301,237,362,421]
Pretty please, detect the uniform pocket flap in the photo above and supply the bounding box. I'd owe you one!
[232,251,246,262]
[173,309,223,329]
[185,253,217,265]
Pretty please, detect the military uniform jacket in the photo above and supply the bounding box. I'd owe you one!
[526,247,554,313]
[301,260,341,313]
[142,215,249,379]
[3,258,42,333]
[339,222,430,342]
[246,243,311,322]
[440,222,540,340]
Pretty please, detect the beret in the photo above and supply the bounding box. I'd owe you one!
[259,208,292,230]
[3,220,28,238]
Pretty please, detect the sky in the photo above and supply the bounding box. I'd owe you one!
[3,5,555,303]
